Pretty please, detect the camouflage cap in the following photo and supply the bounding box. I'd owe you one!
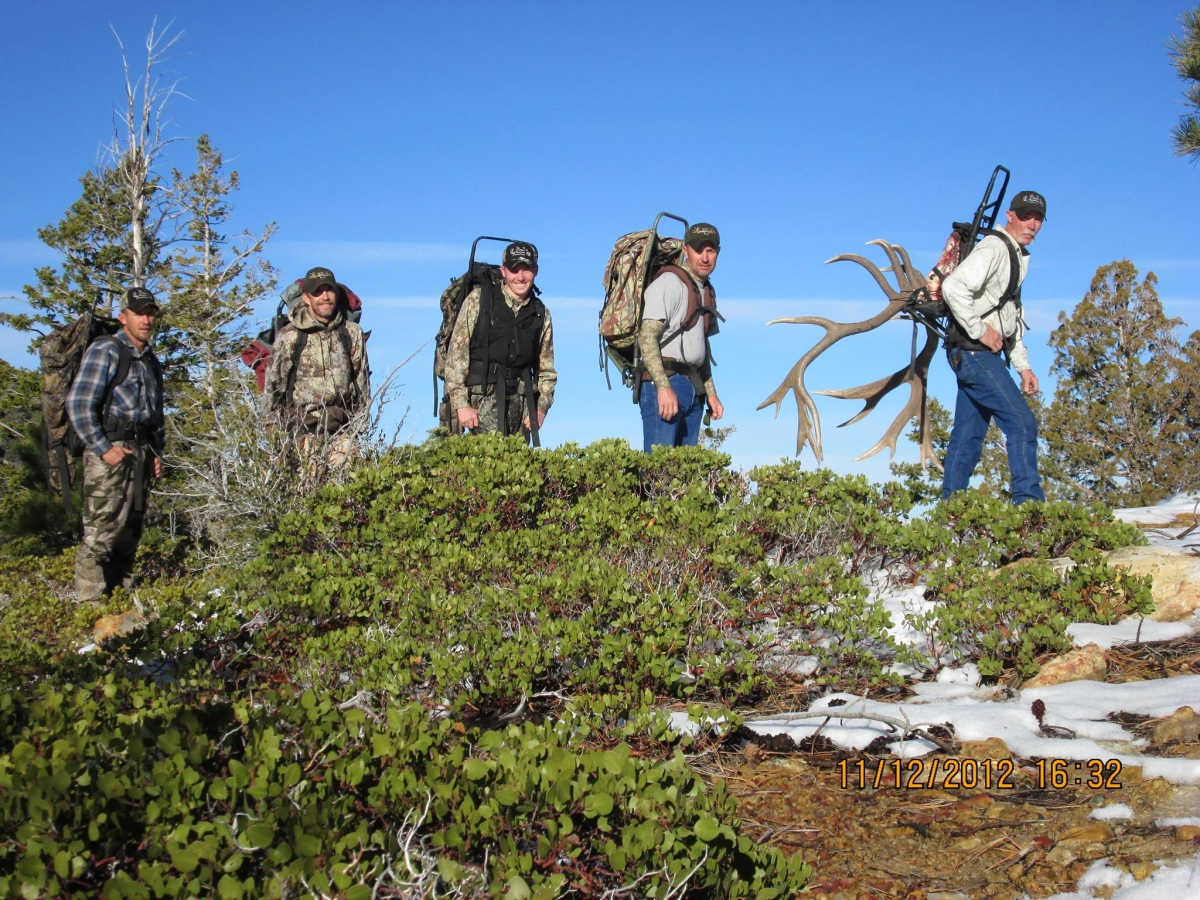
[304,266,337,294]
[1009,191,1047,219]
[685,222,720,249]
[122,286,158,313]
[503,242,538,270]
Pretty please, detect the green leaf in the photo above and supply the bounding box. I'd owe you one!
[170,845,200,874]
[694,817,720,842]
[241,824,274,850]
[504,875,531,900]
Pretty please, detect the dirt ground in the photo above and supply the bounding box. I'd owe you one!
[714,634,1200,900]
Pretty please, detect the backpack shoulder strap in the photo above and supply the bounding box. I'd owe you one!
[654,265,716,343]
[285,327,309,407]
[976,228,1023,316]
[97,335,132,419]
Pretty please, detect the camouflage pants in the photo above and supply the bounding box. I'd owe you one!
[466,386,534,443]
[297,429,355,476]
[75,441,152,603]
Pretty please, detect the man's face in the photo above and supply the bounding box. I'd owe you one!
[303,284,338,323]
[1004,209,1044,247]
[683,242,720,278]
[501,263,537,300]
[118,307,157,346]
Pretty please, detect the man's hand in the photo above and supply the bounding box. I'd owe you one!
[101,446,134,467]
[657,386,679,422]
[707,395,724,420]
[1020,369,1039,396]
[522,409,546,431]
[456,406,480,430]
[152,456,165,479]
[981,324,1004,353]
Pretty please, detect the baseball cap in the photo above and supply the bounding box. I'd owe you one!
[685,222,720,249]
[503,242,538,269]
[304,266,337,294]
[1009,191,1047,219]
[122,286,159,313]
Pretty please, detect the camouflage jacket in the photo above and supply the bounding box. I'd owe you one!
[263,303,370,425]
[444,283,556,413]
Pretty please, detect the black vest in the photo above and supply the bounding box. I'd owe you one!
[465,278,546,388]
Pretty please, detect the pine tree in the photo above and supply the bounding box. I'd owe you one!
[1042,261,1187,506]
[1170,6,1200,162]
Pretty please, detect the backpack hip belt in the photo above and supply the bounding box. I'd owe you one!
[103,414,157,445]
[640,359,706,396]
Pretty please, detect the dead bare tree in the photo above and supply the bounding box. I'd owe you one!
[757,240,940,469]
[105,19,188,301]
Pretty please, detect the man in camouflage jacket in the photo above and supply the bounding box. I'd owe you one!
[66,287,165,604]
[263,266,370,466]
[444,242,556,443]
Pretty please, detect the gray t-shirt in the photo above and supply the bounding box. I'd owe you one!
[641,266,717,365]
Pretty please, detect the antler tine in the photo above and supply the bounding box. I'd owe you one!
[815,328,941,463]
[758,300,908,460]
[824,252,907,302]
[866,240,926,294]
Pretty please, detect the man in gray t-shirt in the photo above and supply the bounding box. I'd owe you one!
[636,222,724,451]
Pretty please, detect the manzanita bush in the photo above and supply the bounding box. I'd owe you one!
[0,436,1149,898]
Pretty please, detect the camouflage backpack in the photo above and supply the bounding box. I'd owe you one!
[597,212,691,390]
[241,279,365,391]
[432,236,539,433]
[39,306,136,514]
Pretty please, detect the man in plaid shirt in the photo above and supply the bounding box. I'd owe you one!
[66,287,165,604]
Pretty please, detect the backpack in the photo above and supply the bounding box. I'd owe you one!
[241,279,364,391]
[906,165,1022,339]
[433,237,540,434]
[598,212,719,394]
[39,310,145,514]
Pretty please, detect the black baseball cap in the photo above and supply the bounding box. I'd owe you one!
[304,266,337,294]
[122,286,159,313]
[1009,191,1047,219]
[685,222,720,249]
[503,242,538,269]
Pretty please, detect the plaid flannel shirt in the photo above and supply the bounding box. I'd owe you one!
[66,330,165,457]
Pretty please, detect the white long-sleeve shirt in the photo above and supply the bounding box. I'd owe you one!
[941,229,1032,372]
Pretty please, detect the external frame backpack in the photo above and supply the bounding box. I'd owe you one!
[433,235,543,441]
[905,165,1023,344]
[598,212,720,399]
[241,279,365,391]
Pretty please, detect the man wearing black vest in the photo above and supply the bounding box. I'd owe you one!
[444,242,557,444]
[940,190,1047,504]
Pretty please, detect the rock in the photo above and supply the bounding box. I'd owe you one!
[1150,706,1200,745]
[1104,546,1200,621]
[1129,861,1156,881]
[1059,823,1115,843]
[1023,643,1107,688]
[92,609,148,644]
[1176,825,1200,842]
[1045,845,1077,867]
[960,737,1011,760]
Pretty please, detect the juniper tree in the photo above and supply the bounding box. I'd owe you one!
[1170,6,1200,162]
[1042,261,1187,506]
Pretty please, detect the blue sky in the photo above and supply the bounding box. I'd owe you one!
[3,1,1198,479]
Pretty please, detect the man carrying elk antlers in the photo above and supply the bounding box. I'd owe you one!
[939,190,1047,504]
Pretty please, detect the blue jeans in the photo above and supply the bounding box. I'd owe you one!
[941,348,1044,504]
[639,373,706,452]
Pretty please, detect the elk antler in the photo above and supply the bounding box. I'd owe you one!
[757,240,942,470]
